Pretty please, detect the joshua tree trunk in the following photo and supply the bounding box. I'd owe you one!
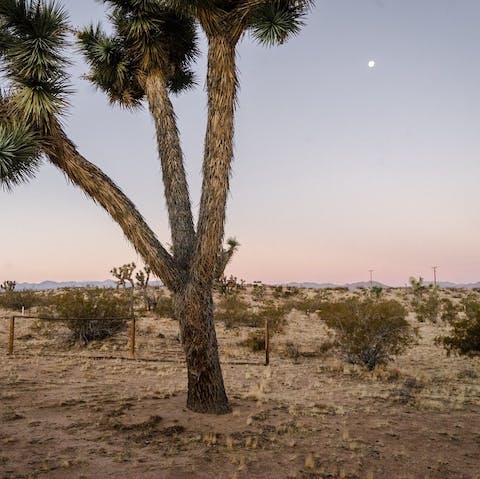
[175,285,230,413]
[176,33,238,413]
[191,34,237,285]
[144,74,195,272]
[44,117,232,413]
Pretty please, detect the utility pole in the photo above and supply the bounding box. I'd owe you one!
[369,270,374,288]
[432,266,438,287]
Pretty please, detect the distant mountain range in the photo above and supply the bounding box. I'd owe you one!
[286,281,480,290]
[8,279,480,291]
[13,280,162,291]
[286,281,388,290]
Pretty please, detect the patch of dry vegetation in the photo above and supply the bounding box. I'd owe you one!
[1,285,480,477]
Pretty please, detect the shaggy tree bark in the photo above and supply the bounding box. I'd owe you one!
[144,74,195,272]
[50,30,240,415]
[175,286,230,413]
[177,32,238,414]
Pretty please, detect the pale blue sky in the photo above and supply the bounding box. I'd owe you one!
[1,0,480,285]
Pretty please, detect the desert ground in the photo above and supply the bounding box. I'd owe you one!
[1,286,479,479]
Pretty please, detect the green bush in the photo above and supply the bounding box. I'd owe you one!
[0,290,41,311]
[416,287,441,323]
[320,298,415,370]
[257,303,288,332]
[436,297,480,356]
[252,282,266,302]
[282,292,328,316]
[216,295,257,328]
[272,285,284,299]
[216,295,287,331]
[408,277,441,322]
[44,288,131,343]
[370,286,383,300]
[440,298,460,323]
[153,293,174,318]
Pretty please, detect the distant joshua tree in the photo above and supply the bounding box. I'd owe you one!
[111,263,136,289]
[0,0,312,413]
[1,280,16,292]
[135,265,160,311]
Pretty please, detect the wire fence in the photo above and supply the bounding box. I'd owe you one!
[5,314,137,357]
[3,314,270,365]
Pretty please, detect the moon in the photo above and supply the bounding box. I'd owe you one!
[368,60,376,68]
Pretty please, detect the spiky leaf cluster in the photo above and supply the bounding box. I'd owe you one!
[0,121,41,189]
[0,0,70,127]
[78,0,198,107]
[0,1,69,189]
[0,92,41,190]
[249,0,311,46]
[159,0,311,46]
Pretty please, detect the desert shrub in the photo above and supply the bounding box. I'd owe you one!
[44,288,130,343]
[436,297,480,356]
[153,293,174,318]
[282,286,302,298]
[409,276,440,322]
[370,286,383,300]
[320,298,415,370]
[314,338,337,356]
[440,298,460,323]
[0,290,41,311]
[252,282,266,302]
[216,295,258,328]
[416,287,441,323]
[216,296,288,331]
[283,292,328,316]
[240,330,265,352]
[272,285,284,299]
[257,303,288,332]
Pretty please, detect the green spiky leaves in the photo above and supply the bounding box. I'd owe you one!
[78,1,198,106]
[0,1,69,189]
[0,116,41,190]
[249,0,311,46]
[78,24,144,108]
[0,0,70,127]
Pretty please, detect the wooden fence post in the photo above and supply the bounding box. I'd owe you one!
[129,315,136,358]
[8,316,15,355]
[265,318,270,366]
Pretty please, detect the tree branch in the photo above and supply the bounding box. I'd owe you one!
[44,118,181,291]
[214,238,239,280]
[191,34,238,288]
[144,73,196,274]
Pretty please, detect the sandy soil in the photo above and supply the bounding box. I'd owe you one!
[1,288,480,478]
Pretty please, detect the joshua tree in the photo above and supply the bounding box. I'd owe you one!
[135,265,160,311]
[0,280,16,291]
[111,263,136,289]
[214,237,240,281]
[0,0,312,413]
[135,266,151,290]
